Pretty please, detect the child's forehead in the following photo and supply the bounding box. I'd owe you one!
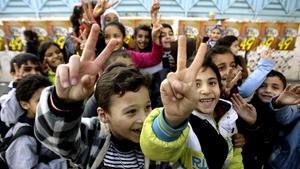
[265,76,284,85]
[197,67,217,78]
[23,60,40,66]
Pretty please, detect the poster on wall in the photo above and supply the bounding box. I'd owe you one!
[179,20,200,39]
[0,25,5,51]
[260,22,280,49]
[277,23,298,50]
[223,22,242,37]
[48,21,71,49]
[27,21,49,43]
[3,21,27,52]
[240,22,263,51]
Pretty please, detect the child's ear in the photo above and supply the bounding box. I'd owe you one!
[97,107,108,123]
[20,101,29,110]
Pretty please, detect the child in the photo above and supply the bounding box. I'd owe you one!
[0,53,42,131]
[140,36,243,169]
[206,24,224,48]
[240,70,287,169]
[38,40,65,84]
[133,24,152,52]
[103,20,163,68]
[34,24,171,169]
[4,74,69,168]
[268,84,300,169]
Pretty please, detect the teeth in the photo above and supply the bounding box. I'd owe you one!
[199,99,213,103]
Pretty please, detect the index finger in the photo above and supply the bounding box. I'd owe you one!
[93,39,118,70]
[189,43,207,76]
[81,24,100,61]
[176,35,187,71]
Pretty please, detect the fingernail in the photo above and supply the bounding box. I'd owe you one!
[71,78,77,85]
[172,97,177,101]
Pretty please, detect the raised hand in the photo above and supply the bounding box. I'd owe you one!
[151,0,160,25]
[223,67,242,97]
[55,24,117,102]
[151,0,162,45]
[231,93,257,125]
[274,84,300,106]
[160,36,207,127]
[93,0,119,18]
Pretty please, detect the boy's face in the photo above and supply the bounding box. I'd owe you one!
[13,61,42,80]
[161,27,175,49]
[104,25,124,51]
[20,87,44,119]
[135,29,150,51]
[212,53,236,86]
[99,86,151,143]
[210,29,222,41]
[44,45,64,71]
[257,76,285,103]
[195,67,220,114]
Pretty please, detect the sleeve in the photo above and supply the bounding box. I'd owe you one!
[270,100,300,125]
[127,42,163,68]
[140,108,190,162]
[34,86,97,165]
[5,136,41,169]
[238,58,275,98]
[227,148,244,169]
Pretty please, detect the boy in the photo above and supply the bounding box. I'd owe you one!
[268,84,300,169]
[4,74,69,168]
[34,24,170,169]
[0,53,42,137]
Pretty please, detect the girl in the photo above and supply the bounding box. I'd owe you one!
[133,24,152,52]
[141,38,243,169]
[103,21,163,68]
[38,41,65,84]
[207,24,224,48]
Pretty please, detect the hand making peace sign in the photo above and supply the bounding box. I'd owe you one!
[55,24,117,102]
[160,35,207,127]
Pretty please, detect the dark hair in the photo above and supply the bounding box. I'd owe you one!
[266,70,287,89]
[161,23,173,32]
[104,49,132,68]
[216,35,238,47]
[95,63,151,112]
[38,40,64,63]
[10,53,40,73]
[104,21,126,38]
[205,45,235,64]
[133,24,152,52]
[16,74,51,103]
[70,5,83,37]
[24,30,38,42]
[187,56,222,91]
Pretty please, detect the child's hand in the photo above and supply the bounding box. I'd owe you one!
[223,68,242,97]
[274,84,300,107]
[160,36,207,127]
[231,93,257,125]
[151,0,162,45]
[93,0,119,18]
[55,24,117,102]
[232,133,246,148]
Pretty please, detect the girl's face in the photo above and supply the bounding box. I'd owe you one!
[161,27,175,49]
[195,67,220,114]
[210,28,222,41]
[230,40,240,55]
[104,25,124,51]
[98,86,151,143]
[135,29,150,51]
[212,53,236,86]
[104,13,118,26]
[257,76,285,103]
[44,45,64,71]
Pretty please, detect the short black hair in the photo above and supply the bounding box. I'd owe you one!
[205,45,235,64]
[16,74,51,102]
[266,70,287,89]
[10,53,40,73]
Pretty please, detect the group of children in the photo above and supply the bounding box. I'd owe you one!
[0,0,299,169]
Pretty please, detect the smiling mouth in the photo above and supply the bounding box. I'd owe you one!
[132,129,141,134]
[199,98,214,103]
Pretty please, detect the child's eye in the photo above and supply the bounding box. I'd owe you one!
[218,66,224,71]
[145,104,152,111]
[209,81,217,86]
[196,82,201,88]
[126,109,136,114]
